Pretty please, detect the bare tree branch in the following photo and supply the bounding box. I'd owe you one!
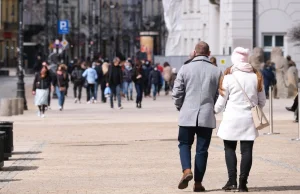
[288,24,300,43]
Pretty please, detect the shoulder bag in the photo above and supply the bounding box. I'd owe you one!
[232,75,269,130]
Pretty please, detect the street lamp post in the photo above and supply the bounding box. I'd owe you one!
[45,0,49,58]
[77,0,80,58]
[17,0,28,110]
[108,3,112,62]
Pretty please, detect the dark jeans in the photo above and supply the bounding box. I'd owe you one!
[165,81,170,92]
[73,83,83,101]
[135,83,143,104]
[152,84,159,97]
[178,126,213,182]
[110,84,122,108]
[55,86,65,107]
[86,83,95,101]
[144,81,150,96]
[224,140,254,183]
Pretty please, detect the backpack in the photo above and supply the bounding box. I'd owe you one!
[72,69,84,84]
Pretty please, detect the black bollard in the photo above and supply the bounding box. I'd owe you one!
[0,131,5,168]
[0,121,14,160]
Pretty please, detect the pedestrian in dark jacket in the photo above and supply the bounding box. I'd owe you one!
[132,61,145,108]
[149,65,162,100]
[32,64,52,117]
[33,55,43,74]
[93,61,103,102]
[262,60,276,98]
[123,61,133,101]
[53,64,68,111]
[142,61,153,97]
[107,57,123,109]
[71,62,85,103]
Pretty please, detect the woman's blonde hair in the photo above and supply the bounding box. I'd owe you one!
[219,66,263,96]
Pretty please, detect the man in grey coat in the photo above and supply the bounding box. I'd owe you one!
[172,41,221,192]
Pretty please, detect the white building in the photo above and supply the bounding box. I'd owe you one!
[164,0,300,64]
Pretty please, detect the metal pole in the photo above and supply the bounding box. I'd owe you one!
[264,86,279,135]
[45,0,49,58]
[99,0,102,55]
[109,4,112,62]
[292,85,300,141]
[17,0,28,110]
[77,0,80,58]
[56,0,59,39]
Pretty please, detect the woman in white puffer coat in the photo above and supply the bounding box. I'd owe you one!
[214,47,266,192]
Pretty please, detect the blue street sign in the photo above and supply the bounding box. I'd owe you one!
[58,20,69,35]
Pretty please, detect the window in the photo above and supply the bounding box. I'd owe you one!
[263,34,284,61]
[263,36,272,47]
[275,36,284,47]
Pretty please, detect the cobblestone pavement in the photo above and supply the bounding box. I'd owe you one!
[0,81,299,194]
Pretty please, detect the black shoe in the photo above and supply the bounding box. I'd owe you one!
[130,97,133,101]
[286,107,294,112]
[222,181,237,191]
[238,179,248,192]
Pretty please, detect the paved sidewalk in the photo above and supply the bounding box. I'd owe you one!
[0,88,299,193]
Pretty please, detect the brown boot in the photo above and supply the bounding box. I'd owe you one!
[178,169,193,190]
[193,182,205,192]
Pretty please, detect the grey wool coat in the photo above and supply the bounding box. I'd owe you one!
[172,56,222,128]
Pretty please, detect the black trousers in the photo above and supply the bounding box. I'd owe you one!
[291,94,298,111]
[101,81,106,103]
[48,87,51,106]
[73,83,83,101]
[224,140,254,184]
[86,84,95,101]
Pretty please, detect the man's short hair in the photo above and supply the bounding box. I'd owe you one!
[195,41,210,56]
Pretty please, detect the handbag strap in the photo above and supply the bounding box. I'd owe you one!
[232,74,255,108]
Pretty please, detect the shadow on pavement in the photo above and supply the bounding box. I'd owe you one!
[250,185,300,192]
[12,151,42,155]
[1,166,39,171]
[66,144,128,147]
[0,179,22,183]
[8,158,44,161]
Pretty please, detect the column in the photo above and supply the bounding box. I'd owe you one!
[208,3,220,55]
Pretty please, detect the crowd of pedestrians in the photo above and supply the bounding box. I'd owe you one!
[32,54,176,116]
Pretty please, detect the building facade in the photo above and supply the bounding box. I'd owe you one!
[0,0,18,67]
[164,0,300,64]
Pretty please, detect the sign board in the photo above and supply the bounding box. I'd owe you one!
[61,39,69,49]
[58,20,69,35]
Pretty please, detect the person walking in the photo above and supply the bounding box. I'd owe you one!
[32,63,52,118]
[210,56,218,67]
[107,57,123,109]
[101,62,109,103]
[163,62,172,95]
[71,62,85,103]
[172,41,221,192]
[53,64,68,111]
[82,62,98,104]
[262,60,276,99]
[214,47,266,192]
[123,60,133,101]
[142,61,153,97]
[149,65,161,100]
[132,61,145,108]
[93,61,102,103]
